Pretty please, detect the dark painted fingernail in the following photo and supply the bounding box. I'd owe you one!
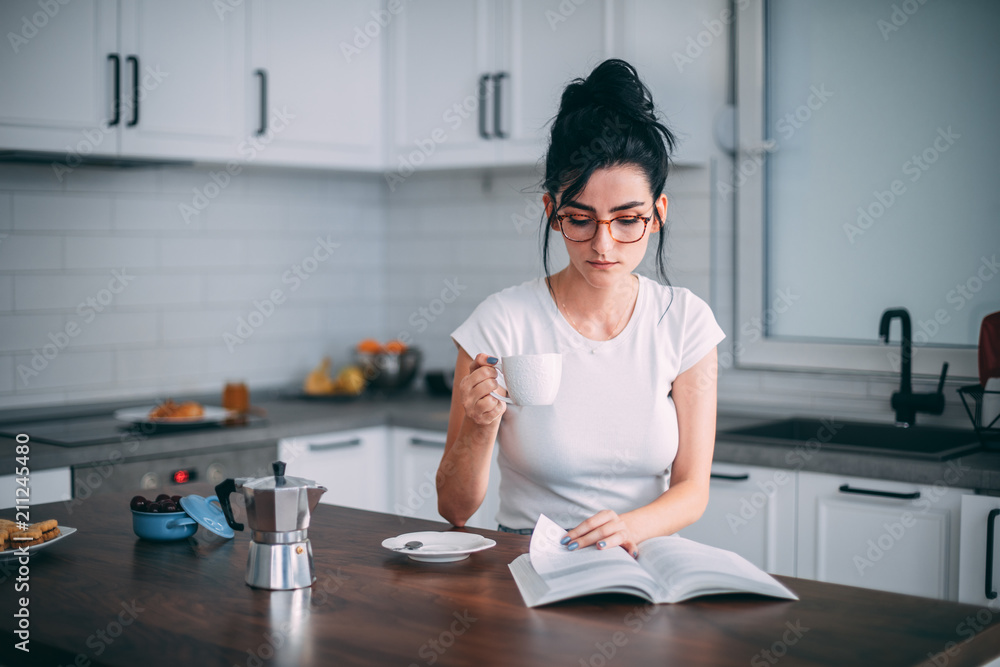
[598,541,606,548]
[632,551,638,558]
[567,542,578,551]
[560,535,571,545]
[486,356,498,364]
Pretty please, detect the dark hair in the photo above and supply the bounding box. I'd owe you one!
[541,59,676,284]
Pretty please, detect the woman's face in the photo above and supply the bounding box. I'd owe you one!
[544,165,667,290]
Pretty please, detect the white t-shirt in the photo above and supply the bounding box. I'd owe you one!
[450,275,726,530]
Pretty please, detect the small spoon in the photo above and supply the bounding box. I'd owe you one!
[394,540,423,551]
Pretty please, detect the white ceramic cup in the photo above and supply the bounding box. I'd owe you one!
[489,353,562,406]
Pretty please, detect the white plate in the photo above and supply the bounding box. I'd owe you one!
[114,406,233,425]
[0,526,77,561]
[382,531,497,563]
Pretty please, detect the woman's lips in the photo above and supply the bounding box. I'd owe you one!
[587,261,616,269]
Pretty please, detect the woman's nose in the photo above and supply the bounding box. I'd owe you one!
[591,222,616,252]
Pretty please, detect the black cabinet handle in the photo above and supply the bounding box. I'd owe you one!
[477,73,491,139]
[126,55,139,127]
[107,54,120,127]
[492,71,507,139]
[838,484,920,500]
[711,472,750,481]
[410,437,446,448]
[255,69,268,136]
[987,508,999,600]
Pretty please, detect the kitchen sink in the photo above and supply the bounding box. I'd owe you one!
[718,417,981,460]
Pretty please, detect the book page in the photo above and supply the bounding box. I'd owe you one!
[636,536,797,602]
[529,514,641,577]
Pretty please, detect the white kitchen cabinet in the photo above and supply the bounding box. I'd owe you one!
[247,0,383,169]
[617,0,729,164]
[677,461,796,575]
[958,494,1000,607]
[797,470,973,600]
[387,0,616,173]
[118,0,246,161]
[390,427,500,531]
[278,426,390,514]
[0,0,120,155]
[0,467,72,510]
[0,0,245,163]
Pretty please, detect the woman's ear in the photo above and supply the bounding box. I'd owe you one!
[543,193,559,230]
[651,194,668,233]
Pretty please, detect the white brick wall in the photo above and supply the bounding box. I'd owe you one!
[0,163,386,408]
[0,161,975,429]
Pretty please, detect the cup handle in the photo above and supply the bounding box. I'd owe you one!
[489,364,513,404]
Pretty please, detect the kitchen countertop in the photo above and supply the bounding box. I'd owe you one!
[3,491,998,667]
[3,391,1000,491]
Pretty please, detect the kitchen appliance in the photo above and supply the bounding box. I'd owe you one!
[216,461,327,590]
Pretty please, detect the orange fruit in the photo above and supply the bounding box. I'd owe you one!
[384,340,408,354]
[357,338,383,354]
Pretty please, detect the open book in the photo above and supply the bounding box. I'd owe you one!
[509,514,798,607]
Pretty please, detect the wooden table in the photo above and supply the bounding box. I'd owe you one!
[2,489,1000,667]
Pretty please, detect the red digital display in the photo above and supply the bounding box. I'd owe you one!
[172,469,191,484]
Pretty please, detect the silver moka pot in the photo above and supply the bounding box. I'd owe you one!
[216,461,327,590]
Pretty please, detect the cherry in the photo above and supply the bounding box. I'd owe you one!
[170,495,182,505]
[155,493,171,502]
[130,496,148,511]
[147,502,163,513]
[161,502,178,513]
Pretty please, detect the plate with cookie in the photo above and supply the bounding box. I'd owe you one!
[114,400,233,426]
[0,519,76,560]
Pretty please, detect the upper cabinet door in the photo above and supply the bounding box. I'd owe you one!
[0,0,119,156]
[497,0,615,166]
[619,0,728,164]
[118,0,246,161]
[248,0,383,170]
[388,0,497,172]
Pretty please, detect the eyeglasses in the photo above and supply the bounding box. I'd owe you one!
[554,210,653,243]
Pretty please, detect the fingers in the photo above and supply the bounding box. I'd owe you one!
[560,510,635,556]
[459,354,505,425]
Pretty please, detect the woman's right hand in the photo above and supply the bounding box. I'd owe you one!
[457,353,507,426]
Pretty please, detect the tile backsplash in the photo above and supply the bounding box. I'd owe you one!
[0,161,974,428]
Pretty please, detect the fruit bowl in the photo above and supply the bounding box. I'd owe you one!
[355,347,423,391]
[131,509,198,541]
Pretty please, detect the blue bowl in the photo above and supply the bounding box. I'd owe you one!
[131,507,198,541]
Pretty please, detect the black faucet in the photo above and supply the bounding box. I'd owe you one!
[878,307,948,427]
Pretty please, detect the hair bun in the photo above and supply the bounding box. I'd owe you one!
[557,59,658,126]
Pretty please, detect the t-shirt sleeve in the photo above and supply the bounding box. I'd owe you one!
[450,293,513,362]
[677,292,726,374]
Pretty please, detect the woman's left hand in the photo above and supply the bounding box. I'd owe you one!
[562,510,639,558]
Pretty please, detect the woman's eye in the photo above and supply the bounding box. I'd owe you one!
[567,216,594,225]
[614,217,640,225]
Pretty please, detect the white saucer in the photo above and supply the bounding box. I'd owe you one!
[382,531,497,563]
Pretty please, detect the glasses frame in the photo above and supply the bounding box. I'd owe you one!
[554,209,654,244]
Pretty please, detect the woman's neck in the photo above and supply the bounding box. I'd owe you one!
[549,268,638,340]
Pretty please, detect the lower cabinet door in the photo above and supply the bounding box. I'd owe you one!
[958,494,1000,606]
[278,427,389,513]
[677,462,796,576]
[391,427,500,530]
[797,470,973,600]
[0,467,72,510]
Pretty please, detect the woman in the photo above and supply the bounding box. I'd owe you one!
[437,59,724,558]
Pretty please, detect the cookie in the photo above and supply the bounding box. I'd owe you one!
[10,527,42,543]
[32,519,58,533]
[42,527,60,541]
